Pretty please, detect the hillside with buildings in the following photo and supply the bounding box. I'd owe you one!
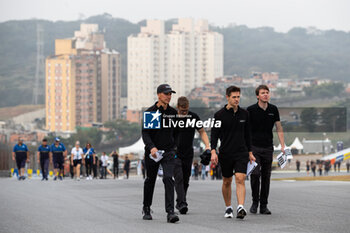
[1,14,350,108]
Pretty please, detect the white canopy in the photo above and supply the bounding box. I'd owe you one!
[290,137,304,150]
[274,143,288,151]
[119,137,145,157]
[274,144,281,150]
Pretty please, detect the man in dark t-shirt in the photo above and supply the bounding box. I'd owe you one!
[211,86,256,219]
[124,156,130,179]
[247,85,285,215]
[110,151,119,179]
[174,96,210,214]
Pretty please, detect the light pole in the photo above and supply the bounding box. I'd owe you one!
[322,132,326,157]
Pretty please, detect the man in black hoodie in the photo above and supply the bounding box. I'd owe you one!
[142,84,179,223]
[211,86,256,220]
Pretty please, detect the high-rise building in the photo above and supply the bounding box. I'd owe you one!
[46,24,121,133]
[127,18,223,110]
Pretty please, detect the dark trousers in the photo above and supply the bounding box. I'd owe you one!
[143,151,175,213]
[250,146,273,207]
[113,164,119,178]
[101,166,107,179]
[93,164,98,178]
[85,159,93,176]
[40,157,49,179]
[124,169,129,179]
[142,168,146,179]
[174,157,193,208]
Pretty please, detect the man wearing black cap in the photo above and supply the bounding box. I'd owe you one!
[247,85,285,215]
[174,96,210,214]
[142,84,179,223]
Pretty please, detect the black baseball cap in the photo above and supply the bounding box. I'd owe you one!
[157,84,176,94]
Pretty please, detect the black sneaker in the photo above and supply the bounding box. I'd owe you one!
[250,203,258,214]
[167,212,179,223]
[224,207,233,218]
[142,206,152,220]
[260,206,271,215]
[236,206,247,219]
[58,176,63,180]
[178,204,188,215]
[53,176,57,181]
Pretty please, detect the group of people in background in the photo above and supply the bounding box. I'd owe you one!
[304,159,349,176]
[12,137,131,181]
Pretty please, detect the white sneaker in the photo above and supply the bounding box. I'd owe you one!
[89,175,92,180]
[224,207,234,218]
[86,177,89,180]
[236,206,247,219]
[77,177,80,181]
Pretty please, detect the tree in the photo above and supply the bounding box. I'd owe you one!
[104,120,141,147]
[300,108,318,132]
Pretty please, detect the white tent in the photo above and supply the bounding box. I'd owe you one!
[274,144,281,151]
[274,143,288,151]
[119,137,145,158]
[290,137,304,150]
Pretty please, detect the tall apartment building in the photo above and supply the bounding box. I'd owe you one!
[46,24,121,132]
[127,18,223,110]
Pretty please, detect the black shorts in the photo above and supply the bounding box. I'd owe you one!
[73,159,82,167]
[219,152,249,178]
[15,154,26,169]
[53,154,64,169]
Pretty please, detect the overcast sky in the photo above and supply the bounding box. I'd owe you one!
[1,0,349,32]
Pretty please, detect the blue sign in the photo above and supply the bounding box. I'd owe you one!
[143,110,161,129]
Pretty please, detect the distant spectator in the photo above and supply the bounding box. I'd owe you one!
[193,161,199,180]
[201,164,206,180]
[337,161,341,172]
[324,160,331,176]
[306,160,310,176]
[311,160,316,177]
[346,160,350,173]
[318,162,323,176]
[93,155,99,179]
[141,159,146,179]
[296,160,300,172]
[100,152,108,179]
[124,156,130,179]
[110,151,119,179]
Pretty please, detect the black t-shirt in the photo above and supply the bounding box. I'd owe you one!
[211,105,252,157]
[112,154,119,164]
[247,102,280,148]
[124,159,130,170]
[176,111,202,158]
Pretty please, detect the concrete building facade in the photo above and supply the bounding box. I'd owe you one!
[46,24,121,133]
[127,18,223,110]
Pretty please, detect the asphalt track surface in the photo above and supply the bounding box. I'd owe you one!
[1,173,349,233]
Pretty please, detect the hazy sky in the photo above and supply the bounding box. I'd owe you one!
[1,0,349,32]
